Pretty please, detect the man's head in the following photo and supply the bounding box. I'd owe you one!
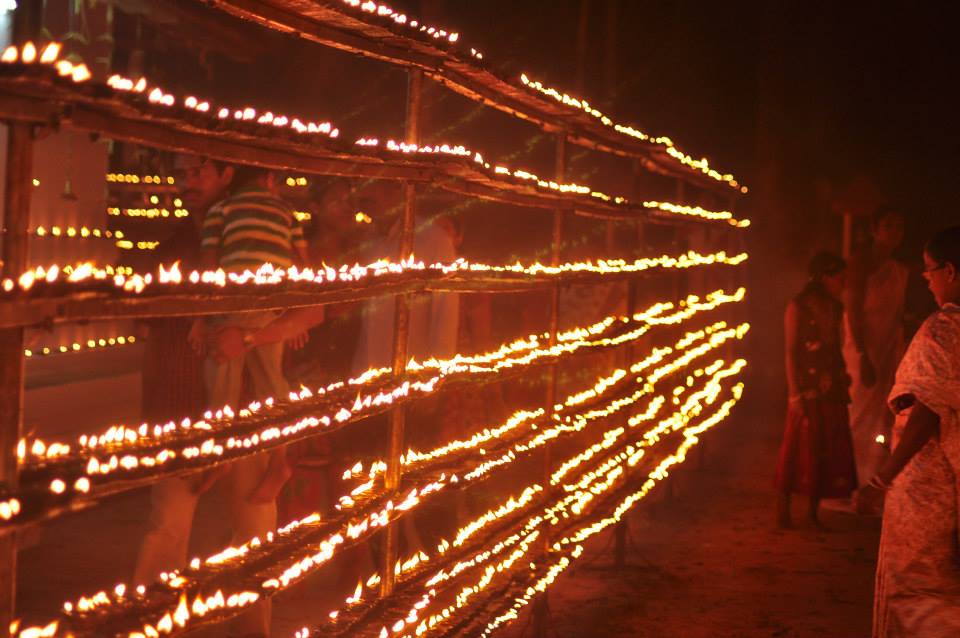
[230,165,274,193]
[870,206,905,256]
[923,225,960,308]
[175,156,234,213]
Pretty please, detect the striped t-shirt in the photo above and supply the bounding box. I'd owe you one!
[201,187,306,273]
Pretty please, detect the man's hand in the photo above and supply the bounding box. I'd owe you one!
[860,353,877,388]
[188,318,207,356]
[286,330,309,351]
[212,326,248,362]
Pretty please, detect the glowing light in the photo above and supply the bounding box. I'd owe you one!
[1,252,746,297]
[21,41,37,64]
[519,73,744,191]
[107,206,189,219]
[2,27,750,638]
[13,287,748,638]
[106,172,175,185]
[30,225,122,240]
[286,325,749,637]
[24,335,137,358]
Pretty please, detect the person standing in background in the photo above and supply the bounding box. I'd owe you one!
[352,214,459,379]
[195,164,310,499]
[134,156,234,583]
[775,251,857,528]
[139,156,233,428]
[196,164,308,638]
[844,207,908,489]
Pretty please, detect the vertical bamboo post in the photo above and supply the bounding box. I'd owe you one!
[0,122,34,632]
[543,132,567,506]
[661,177,689,502]
[380,69,423,598]
[613,160,650,563]
[533,132,567,638]
[613,269,639,568]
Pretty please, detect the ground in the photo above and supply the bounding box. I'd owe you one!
[499,405,880,638]
[16,364,880,637]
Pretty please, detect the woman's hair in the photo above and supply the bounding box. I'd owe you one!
[808,250,845,280]
[925,225,960,270]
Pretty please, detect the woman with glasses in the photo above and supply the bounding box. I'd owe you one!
[859,226,960,637]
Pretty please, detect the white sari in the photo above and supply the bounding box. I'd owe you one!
[874,303,960,637]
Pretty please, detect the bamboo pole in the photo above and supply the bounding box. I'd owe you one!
[532,132,567,638]
[613,158,646,567]
[613,272,638,568]
[664,177,690,501]
[381,68,423,598]
[544,132,567,505]
[0,122,33,633]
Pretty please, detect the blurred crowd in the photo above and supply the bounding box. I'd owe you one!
[773,206,960,638]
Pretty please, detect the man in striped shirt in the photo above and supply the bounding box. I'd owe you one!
[200,165,308,272]
[196,165,308,638]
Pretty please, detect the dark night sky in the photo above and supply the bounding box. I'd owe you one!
[445,1,956,219]
[156,0,956,237]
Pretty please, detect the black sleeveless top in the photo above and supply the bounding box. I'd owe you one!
[793,283,850,403]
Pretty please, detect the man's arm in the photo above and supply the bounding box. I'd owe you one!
[213,306,326,360]
[251,306,325,347]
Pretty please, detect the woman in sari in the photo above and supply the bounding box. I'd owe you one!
[775,251,858,528]
[857,225,960,637]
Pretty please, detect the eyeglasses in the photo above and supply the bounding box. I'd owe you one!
[923,264,947,276]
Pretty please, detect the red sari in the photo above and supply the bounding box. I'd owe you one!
[775,284,858,498]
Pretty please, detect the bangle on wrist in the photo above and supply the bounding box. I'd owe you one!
[868,474,891,490]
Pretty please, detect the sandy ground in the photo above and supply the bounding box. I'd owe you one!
[498,406,880,638]
[16,369,880,638]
